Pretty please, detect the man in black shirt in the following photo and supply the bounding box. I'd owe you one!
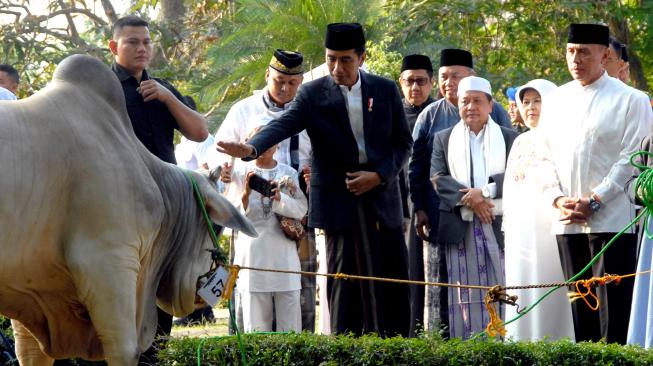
[109,15,207,365]
[109,16,208,165]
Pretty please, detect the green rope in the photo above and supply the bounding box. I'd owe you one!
[228,299,248,366]
[631,151,653,239]
[184,171,228,263]
[183,171,247,365]
[196,338,206,366]
[500,207,646,330]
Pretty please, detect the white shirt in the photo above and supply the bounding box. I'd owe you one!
[175,135,215,170]
[225,161,307,292]
[0,86,16,100]
[468,125,497,196]
[540,72,653,234]
[207,88,312,170]
[339,73,367,164]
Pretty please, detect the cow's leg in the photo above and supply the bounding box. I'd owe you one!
[11,319,54,366]
[70,256,141,366]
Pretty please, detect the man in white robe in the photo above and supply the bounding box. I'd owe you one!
[539,23,653,344]
[430,76,518,339]
[207,50,311,173]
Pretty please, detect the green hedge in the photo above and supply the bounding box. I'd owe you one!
[159,333,653,366]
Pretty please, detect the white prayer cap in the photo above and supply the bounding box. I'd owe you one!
[0,86,16,100]
[457,76,492,98]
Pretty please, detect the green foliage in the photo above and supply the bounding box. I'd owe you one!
[159,332,653,365]
[383,0,653,97]
[0,316,11,340]
[365,37,403,82]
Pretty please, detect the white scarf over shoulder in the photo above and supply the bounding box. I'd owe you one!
[447,117,506,221]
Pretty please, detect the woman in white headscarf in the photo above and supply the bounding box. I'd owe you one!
[503,79,575,341]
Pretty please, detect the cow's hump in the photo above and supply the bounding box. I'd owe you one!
[52,54,125,111]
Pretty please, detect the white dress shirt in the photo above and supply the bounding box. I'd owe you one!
[339,73,367,164]
[540,72,653,234]
[468,126,497,196]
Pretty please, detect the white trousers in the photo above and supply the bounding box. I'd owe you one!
[238,290,301,332]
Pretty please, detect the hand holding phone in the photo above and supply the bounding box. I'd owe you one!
[248,173,277,197]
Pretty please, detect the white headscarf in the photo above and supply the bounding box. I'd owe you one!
[515,79,556,128]
[0,86,16,100]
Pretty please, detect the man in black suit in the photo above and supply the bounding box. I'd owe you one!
[218,22,412,337]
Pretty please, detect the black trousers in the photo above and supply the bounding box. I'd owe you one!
[405,219,425,337]
[325,203,410,337]
[556,233,637,344]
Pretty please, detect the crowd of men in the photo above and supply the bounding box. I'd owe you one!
[215,20,653,346]
[4,15,653,363]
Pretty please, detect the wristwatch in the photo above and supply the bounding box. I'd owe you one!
[589,196,602,212]
[481,186,491,199]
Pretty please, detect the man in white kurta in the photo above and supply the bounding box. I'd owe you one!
[207,50,311,172]
[539,23,653,344]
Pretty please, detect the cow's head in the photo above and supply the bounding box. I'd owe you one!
[156,167,256,317]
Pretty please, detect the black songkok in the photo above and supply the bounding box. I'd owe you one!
[621,45,629,62]
[439,49,473,69]
[269,49,304,75]
[567,23,609,46]
[325,23,365,51]
[401,54,433,72]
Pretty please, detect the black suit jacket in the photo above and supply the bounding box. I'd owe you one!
[430,124,518,246]
[246,72,413,231]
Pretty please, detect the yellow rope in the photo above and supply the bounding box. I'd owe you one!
[484,286,507,337]
[222,265,240,301]
[567,273,622,311]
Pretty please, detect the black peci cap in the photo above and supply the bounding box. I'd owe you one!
[269,49,304,75]
[439,48,473,68]
[401,54,433,72]
[568,23,609,46]
[325,23,365,51]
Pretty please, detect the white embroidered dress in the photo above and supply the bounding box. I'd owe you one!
[225,161,307,292]
[503,130,575,341]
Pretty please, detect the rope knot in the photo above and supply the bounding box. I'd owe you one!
[223,265,240,300]
[484,285,509,337]
[568,273,623,311]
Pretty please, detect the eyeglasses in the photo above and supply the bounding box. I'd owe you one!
[400,77,430,87]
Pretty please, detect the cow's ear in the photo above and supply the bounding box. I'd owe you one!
[208,166,221,185]
[199,180,258,238]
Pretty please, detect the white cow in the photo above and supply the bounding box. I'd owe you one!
[0,54,256,365]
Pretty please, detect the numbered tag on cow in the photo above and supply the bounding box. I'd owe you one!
[197,266,230,306]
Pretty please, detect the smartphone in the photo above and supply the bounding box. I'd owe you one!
[248,174,276,197]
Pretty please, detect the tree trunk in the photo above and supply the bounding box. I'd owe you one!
[159,0,185,35]
[608,12,649,92]
[101,0,118,25]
